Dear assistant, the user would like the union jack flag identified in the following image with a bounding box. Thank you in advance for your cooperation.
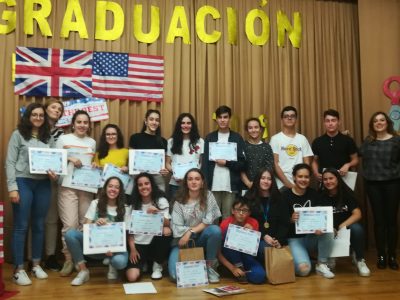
[14,47,93,98]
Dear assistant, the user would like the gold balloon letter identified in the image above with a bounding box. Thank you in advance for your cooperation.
[133,4,160,44]
[245,8,269,46]
[277,10,301,48]
[24,0,52,36]
[166,6,190,44]
[0,0,16,34]
[196,5,221,44]
[226,7,237,45]
[95,1,124,41]
[60,0,88,39]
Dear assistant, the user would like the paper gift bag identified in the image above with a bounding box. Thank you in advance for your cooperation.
[265,246,295,284]
[179,240,205,262]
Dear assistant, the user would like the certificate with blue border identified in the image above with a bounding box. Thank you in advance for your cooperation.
[176,260,209,288]
[129,210,164,236]
[71,166,102,189]
[295,206,334,234]
[83,222,126,255]
[129,149,165,175]
[29,147,68,175]
[209,142,237,161]
[224,224,261,256]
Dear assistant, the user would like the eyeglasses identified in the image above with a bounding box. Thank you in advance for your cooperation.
[31,114,45,119]
[283,114,297,119]
[234,208,250,214]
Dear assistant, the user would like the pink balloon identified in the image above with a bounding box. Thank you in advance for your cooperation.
[383,76,400,105]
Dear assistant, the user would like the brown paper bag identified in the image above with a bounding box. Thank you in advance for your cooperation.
[179,239,205,261]
[265,246,295,284]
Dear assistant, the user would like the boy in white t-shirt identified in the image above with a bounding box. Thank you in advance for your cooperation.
[202,106,246,219]
[270,106,313,190]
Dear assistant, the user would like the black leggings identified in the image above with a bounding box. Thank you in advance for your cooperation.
[366,179,400,256]
[127,235,172,269]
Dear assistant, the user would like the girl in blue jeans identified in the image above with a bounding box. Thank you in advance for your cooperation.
[320,168,371,276]
[283,164,335,279]
[65,177,129,286]
[6,103,56,286]
[168,168,222,283]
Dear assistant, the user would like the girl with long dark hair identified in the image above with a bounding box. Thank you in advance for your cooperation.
[65,177,128,286]
[166,113,204,198]
[126,173,172,282]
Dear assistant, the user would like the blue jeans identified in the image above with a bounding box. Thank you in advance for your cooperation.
[168,225,222,280]
[12,178,51,268]
[348,223,366,260]
[65,229,128,270]
[222,246,266,284]
[288,233,334,276]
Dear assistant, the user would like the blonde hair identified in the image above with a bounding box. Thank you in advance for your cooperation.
[44,98,64,118]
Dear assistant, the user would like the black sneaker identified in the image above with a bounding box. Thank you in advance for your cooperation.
[45,255,62,271]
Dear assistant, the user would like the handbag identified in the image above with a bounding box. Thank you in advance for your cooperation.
[265,246,295,284]
[178,239,205,262]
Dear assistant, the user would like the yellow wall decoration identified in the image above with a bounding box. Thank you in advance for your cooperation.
[196,5,221,44]
[226,7,237,45]
[60,0,88,39]
[166,5,191,44]
[0,0,16,34]
[24,0,53,36]
[245,8,270,46]
[133,5,160,44]
[95,1,125,41]
[277,10,302,48]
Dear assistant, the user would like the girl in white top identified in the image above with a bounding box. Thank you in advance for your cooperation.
[166,113,204,199]
[65,177,129,286]
[55,110,96,276]
[126,173,172,282]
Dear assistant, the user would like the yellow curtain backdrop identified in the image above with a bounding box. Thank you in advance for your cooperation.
[0,0,361,260]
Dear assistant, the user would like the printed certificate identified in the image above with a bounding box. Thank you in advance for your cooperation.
[295,206,334,234]
[330,227,351,258]
[71,166,102,189]
[29,147,68,175]
[209,142,237,161]
[176,260,209,288]
[224,224,261,256]
[83,222,126,255]
[129,149,165,175]
[101,163,133,194]
[342,171,357,191]
[172,161,198,180]
[129,210,164,236]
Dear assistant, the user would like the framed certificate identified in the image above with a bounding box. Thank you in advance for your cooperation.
[65,146,94,166]
[129,149,165,175]
[209,142,237,161]
[172,161,198,180]
[294,206,334,234]
[83,222,126,255]
[129,210,164,235]
[71,166,102,189]
[29,147,68,175]
[224,224,261,256]
[101,164,133,194]
[176,260,209,288]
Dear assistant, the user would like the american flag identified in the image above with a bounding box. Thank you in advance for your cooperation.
[92,52,164,102]
[14,47,93,98]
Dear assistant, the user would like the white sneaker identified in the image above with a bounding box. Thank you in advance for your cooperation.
[356,259,371,277]
[32,265,48,279]
[107,265,118,280]
[316,263,335,279]
[13,270,32,286]
[151,262,163,280]
[71,270,90,286]
[207,266,220,283]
